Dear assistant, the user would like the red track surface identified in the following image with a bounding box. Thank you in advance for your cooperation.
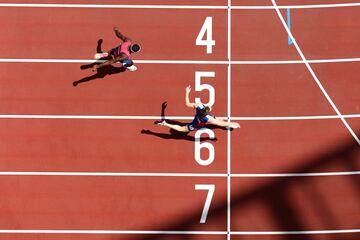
[0,0,359,240]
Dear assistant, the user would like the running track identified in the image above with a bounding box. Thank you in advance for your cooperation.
[0,0,359,240]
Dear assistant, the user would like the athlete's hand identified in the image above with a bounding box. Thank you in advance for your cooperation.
[113,27,119,31]
[185,85,191,94]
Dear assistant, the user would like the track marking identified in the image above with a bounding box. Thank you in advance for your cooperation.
[1,58,360,64]
[0,114,360,120]
[231,171,360,177]
[232,114,360,120]
[0,171,359,177]
[0,4,227,9]
[0,230,226,235]
[271,0,360,145]
[0,3,360,9]
[0,229,359,235]
[232,3,360,9]
[227,1,232,239]
[0,172,226,177]
[287,8,293,45]
[232,229,360,235]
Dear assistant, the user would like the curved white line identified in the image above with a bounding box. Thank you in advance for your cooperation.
[271,0,360,145]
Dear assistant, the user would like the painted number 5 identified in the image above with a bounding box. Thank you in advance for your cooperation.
[195,71,215,107]
[195,184,215,223]
[196,17,215,54]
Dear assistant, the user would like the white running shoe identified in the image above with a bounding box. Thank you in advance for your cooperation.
[94,52,109,59]
[126,65,137,72]
[229,123,240,129]
[156,120,166,126]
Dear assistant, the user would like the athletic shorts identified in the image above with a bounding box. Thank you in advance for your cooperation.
[186,121,207,131]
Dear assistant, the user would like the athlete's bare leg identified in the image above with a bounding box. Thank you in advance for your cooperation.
[157,120,189,132]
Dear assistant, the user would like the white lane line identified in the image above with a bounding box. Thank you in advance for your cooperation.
[0,4,227,9]
[0,114,360,120]
[271,0,360,145]
[227,1,232,239]
[0,229,359,235]
[232,229,360,235]
[0,115,194,120]
[1,58,360,64]
[0,171,359,177]
[232,171,360,177]
[0,3,359,9]
[0,230,226,235]
[232,3,360,9]
[0,172,227,177]
[232,114,360,120]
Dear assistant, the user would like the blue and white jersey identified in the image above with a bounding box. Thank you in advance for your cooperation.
[187,103,214,131]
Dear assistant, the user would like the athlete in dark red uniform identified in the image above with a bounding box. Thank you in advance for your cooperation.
[92,27,141,72]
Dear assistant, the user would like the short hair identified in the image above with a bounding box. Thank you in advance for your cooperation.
[200,106,211,117]
[130,44,141,53]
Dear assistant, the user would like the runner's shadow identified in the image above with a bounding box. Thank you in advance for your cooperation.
[140,101,228,142]
[73,39,126,87]
[141,126,218,142]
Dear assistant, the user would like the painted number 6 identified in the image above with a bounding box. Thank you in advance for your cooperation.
[194,128,215,166]
[195,71,215,107]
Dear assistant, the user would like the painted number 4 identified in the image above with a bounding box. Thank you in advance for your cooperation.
[196,17,215,54]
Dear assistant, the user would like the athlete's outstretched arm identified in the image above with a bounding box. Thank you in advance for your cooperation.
[113,27,131,42]
[207,118,240,129]
[185,85,196,108]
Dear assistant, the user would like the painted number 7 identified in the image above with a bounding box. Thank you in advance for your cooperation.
[196,17,215,54]
[195,184,215,223]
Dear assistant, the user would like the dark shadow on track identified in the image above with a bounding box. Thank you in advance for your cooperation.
[73,39,126,87]
[140,128,218,142]
[141,101,229,142]
[127,136,360,240]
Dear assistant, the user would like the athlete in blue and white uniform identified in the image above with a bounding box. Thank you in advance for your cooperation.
[157,85,240,132]
[187,103,215,131]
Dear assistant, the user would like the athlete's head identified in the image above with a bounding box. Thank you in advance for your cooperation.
[122,59,137,71]
[130,44,141,53]
[122,59,133,67]
[200,106,211,117]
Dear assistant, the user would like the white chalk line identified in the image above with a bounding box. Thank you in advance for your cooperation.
[0,3,360,9]
[271,0,360,145]
[1,58,360,64]
[0,114,360,120]
[0,171,359,177]
[227,1,232,239]
[0,229,359,235]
